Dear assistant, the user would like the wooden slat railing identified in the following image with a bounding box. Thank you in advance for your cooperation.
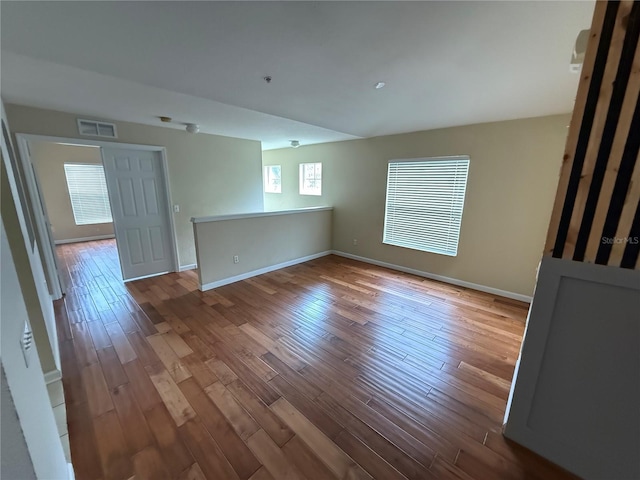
[544,0,640,269]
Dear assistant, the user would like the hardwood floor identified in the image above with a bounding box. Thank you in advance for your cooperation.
[55,239,576,480]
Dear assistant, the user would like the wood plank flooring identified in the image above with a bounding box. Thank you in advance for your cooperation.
[55,239,576,480]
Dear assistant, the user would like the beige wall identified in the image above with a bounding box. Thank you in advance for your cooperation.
[30,142,114,242]
[2,99,67,479]
[1,157,57,374]
[263,114,570,297]
[1,219,68,480]
[194,208,332,288]
[6,104,264,266]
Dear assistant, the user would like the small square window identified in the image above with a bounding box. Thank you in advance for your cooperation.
[299,162,322,196]
[263,165,282,193]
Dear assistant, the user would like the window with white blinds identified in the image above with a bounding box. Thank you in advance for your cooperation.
[383,156,469,256]
[63,163,113,225]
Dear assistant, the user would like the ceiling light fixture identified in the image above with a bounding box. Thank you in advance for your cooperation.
[185,123,200,134]
[290,140,300,148]
[374,81,386,89]
[159,116,200,134]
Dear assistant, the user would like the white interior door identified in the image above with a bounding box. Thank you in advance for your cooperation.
[102,147,175,281]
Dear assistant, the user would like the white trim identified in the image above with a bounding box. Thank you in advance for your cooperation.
[159,147,181,272]
[331,250,533,303]
[191,206,333,224]
[179,263,197,272]
[54,234,115,245]
[123,271,171,283]
[15,134,64,300]
[197,248,532,301]
[15,133,164,151]
[44,369,62,385]
[200,251,332,291]
[4,117,61,371]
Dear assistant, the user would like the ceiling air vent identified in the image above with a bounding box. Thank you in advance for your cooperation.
[77,118,118,138]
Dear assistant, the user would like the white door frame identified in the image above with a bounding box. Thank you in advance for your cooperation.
[3,111,60,374]
[14,135,64,299]
[14,133,180,290]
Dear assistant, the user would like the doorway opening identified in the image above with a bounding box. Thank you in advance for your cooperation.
[29,141,115,294]
[15,134,179,297]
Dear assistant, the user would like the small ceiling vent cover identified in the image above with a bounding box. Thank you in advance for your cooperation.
[77,118,118,138]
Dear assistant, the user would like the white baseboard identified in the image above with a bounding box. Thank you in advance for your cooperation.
[54,234,115,245]
[44,369,62,385]
[179,263,197,272]
[200,251,332,291]
[331,250,533,303]
[123,271,170,283]
[197,248,532,302]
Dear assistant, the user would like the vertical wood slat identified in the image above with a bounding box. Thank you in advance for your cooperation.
[609,151,640,266]
[588,45,640,262]
[570,1,638,261]
[544,0,640,270]
[545,0,615,256]
[562,1,633,260]
[619,194,640,268]
[597,104,640,266]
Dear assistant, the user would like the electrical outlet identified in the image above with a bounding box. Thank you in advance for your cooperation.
[353,239,358,246]
[173,204,180,213]
[233,255,239,264]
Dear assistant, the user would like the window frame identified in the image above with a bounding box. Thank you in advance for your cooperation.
[263,165,282,194]
[383,155,470,257]
[299,162,322,196]
[63,163,113,226]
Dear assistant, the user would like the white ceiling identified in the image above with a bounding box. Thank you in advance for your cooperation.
[1,1,594,150]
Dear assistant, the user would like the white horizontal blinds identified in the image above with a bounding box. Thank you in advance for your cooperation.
[384,156,469,256]
[63,163,113,225]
